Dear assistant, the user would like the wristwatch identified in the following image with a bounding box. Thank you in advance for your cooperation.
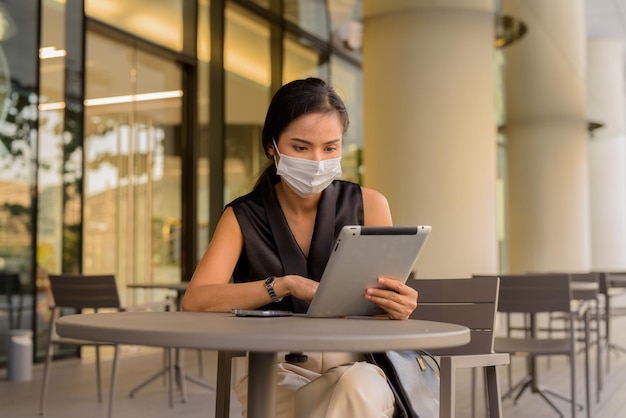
[264,276,282,303]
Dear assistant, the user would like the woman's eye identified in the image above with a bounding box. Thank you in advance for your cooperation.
[294,146,307,152]
[325,146,338,152]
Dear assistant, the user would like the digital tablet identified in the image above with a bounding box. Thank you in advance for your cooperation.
[306,225,431,318]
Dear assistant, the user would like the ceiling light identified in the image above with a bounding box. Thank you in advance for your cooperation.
[39,46,67,59]
[84,90,183,107]
[38,90,184,111]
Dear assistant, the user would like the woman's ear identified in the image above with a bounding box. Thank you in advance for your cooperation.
[268,139,279,157]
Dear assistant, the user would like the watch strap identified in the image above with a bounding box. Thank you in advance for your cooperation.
[264,276,282,303]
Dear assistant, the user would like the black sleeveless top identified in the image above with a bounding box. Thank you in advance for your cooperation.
[227,172,364,313]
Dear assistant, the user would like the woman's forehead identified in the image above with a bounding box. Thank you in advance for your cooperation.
[280,112,343,139]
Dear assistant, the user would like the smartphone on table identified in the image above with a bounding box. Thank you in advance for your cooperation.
[231,309,293,317]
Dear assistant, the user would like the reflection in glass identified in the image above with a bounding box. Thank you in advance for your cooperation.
[330,56,362,184]
[283,0,329,42]
[224,4,270,204]
[0,1,38,365]
[197,0,210,259]
[85,0,184,52]
[83,32,182,306]
[283,31,323,82]
[225,5,271,87]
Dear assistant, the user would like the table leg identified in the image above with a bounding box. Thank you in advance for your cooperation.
[247,352,277,418]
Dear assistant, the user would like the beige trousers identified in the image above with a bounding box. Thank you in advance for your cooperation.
[235,352,395,418]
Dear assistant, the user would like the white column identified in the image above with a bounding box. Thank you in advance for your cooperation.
[362,0,498,278]
[503,0,590,273]
[587,39,626,270]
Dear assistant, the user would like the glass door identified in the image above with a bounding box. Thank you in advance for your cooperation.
[83,31,182,304]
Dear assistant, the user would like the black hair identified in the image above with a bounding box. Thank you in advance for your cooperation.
[254,77,349,189]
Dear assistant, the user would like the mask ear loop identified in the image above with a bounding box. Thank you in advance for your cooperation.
[272,138,281,156]
[272,138,281,167]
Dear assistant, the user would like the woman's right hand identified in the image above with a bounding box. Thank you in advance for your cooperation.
[279,275,319,304]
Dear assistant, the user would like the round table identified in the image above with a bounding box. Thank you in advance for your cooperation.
[56,311,470,418]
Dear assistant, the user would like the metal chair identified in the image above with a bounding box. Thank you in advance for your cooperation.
[494,273,590,418]
[551,272,603,403]
[39,274,122,418]
[39,274,175,418]
[598,272,626,373]
[407,276,510,418]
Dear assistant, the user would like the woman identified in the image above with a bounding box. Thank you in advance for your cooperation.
[182,77,418,418]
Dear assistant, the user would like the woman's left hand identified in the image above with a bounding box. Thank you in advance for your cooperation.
[364,277,418,320]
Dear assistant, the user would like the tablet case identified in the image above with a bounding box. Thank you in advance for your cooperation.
[306,225,431,318]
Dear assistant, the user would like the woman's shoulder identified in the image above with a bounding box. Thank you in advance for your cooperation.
[226,187,263,210]
[360,186,392,226]
[331,180,389,207]
[360,186,389,208]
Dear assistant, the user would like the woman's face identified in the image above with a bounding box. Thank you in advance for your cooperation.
[271,112,343,161]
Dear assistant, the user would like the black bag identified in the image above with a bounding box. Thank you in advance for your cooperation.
[366,350,440,418]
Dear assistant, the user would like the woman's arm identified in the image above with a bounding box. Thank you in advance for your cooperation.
[361,186,418,320]
[182,207,317,312]
[182,207,264,312]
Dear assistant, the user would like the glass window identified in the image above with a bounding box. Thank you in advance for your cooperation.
[38,0,66,283]
[283,31,325,82]
[327,0,362,62]
[283,0,329,42]
[83,32,183,305]
[0,1,39,365]
[248,0,270,10]
[224,4,271,204]
[197,0,210,258]
[330,56,362,184]
[85,0,184,52]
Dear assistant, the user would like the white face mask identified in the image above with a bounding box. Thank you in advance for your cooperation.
[273,140,342,198]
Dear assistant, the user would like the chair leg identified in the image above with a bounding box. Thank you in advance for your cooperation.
[605,295,611,373]
[484,365,503,418]
[471,368,476,418]
[216,351,238,418]
[595,298,603,402]
[38,341,54,416]
[168,348,175,408]
[175,348,188,403]
[108,345,120,418]
[584,310,591,418]
[439,357,455,418]
[95,346,102,403]
[570,329,577,418]
[39,308,62,417]
[197,349,204,377]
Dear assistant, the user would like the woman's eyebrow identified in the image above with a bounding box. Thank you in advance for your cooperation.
[288,138,342,145]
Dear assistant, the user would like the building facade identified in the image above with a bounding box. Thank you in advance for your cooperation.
[0,0,366,364]
[0,0,621,367]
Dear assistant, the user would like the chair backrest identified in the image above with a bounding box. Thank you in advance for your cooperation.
[48,274,121,310]
[603,271,626,293]
[0,272,21,297]
[568,272,600,300]
[568,272,599,283]
[407,276,500,355]
[495,273,571,314]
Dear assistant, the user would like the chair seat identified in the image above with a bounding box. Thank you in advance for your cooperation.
[437,352,510,369]
[495,337,571,356]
